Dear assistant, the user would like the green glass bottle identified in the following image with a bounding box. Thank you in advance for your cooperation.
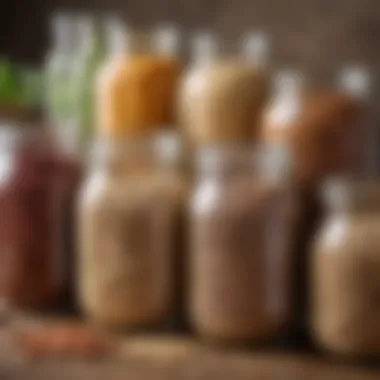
[44,12,77,129]
[71,14,107,151]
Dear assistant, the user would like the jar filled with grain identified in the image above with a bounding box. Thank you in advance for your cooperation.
[311,179,380,358]
[178,31,270,147]
[77,133,186,329]
[188,145,297,344]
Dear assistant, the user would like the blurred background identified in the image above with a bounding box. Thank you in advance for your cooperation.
[2,0,380,72]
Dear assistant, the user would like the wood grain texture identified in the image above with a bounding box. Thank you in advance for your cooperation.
[0,314,379,380]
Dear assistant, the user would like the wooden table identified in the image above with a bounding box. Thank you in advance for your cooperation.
[0,314,379,380]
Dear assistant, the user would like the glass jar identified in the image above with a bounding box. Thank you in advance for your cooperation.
[77,134,186,328]
[311,179,380,357]
[70,14,106,152]
[0,125,68,308]
[44,12,77,130]
[178,31,270,147]
[96,20,182,140]
[189,145,297,344]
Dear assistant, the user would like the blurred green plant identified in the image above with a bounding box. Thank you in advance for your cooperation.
[0,57,23,107]
[0,57,43,110]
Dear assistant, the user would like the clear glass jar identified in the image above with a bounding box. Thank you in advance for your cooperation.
[78,134,186,328]
[0,125,68,308]
[44,12,77,130]
[311,179,380,357]
[189,145,297,344]
[96,20,181,140]
[178,31,270,147]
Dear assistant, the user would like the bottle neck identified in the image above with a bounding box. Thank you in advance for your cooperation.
[51,14,75,55]
[191,32,219,65]
[76,16,101,57]
[153,25,180,58]
[105,17,127,56]
[242,31,269,68]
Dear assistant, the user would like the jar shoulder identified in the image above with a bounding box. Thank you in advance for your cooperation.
[314,214,380,257]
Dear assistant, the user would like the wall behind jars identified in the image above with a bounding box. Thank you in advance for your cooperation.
[57,0,380,72]
[1,0,379,93]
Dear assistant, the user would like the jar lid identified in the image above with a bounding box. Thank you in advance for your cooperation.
[191,31,218,64]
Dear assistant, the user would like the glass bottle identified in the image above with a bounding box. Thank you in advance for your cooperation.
[44,12,77,132]
[71,14,106,153]
[189,145,297,344]
[178,31,270,147]
[96,20,181,140]
[77,134,185,328]
[0,125,67,309]
[311,179,380,357]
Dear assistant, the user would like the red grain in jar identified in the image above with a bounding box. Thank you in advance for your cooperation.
[0,125,68,308]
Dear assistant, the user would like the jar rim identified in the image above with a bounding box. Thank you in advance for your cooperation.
[195,143,293,180]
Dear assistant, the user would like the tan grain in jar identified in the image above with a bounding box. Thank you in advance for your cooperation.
[311,180,380,358]
[260,70,369,191]
[77,136,186,329]
[178,33,270,147]
[189,146,297,344]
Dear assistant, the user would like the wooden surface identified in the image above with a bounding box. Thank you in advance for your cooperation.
[0,314,379,380]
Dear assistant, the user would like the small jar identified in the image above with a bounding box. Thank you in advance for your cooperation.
[178,32,270,147]
[78,134,185,328]
[189,145,297,344]
[0,125,67,308]
[311,179,380,358]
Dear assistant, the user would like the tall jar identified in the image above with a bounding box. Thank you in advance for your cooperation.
[311,179,380,358]
[96,20,181,140]
[189,145,297,344]
[78,134,185,328]
[0,125,67,308]
[70,14,106,152]
[44,12,77,131]
[178,32,270,147]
